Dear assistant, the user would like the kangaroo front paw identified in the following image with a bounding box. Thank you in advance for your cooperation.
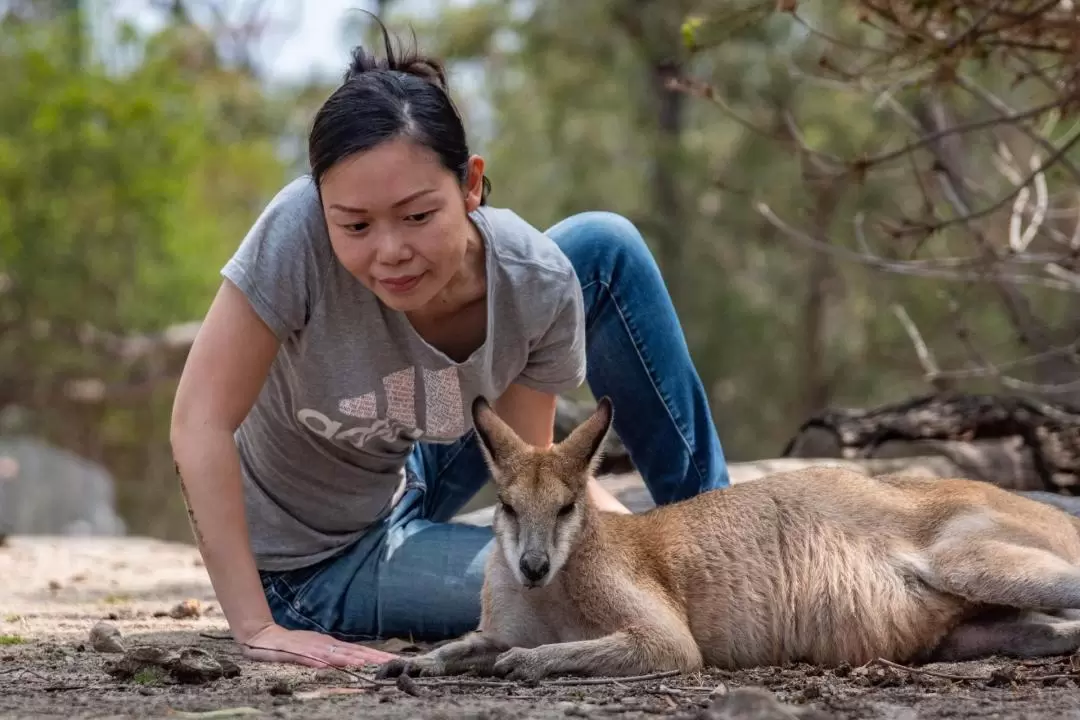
[493,647,556,682]
[374,654,447,679]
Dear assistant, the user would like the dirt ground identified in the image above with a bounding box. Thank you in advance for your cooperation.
[3,535,1080,720]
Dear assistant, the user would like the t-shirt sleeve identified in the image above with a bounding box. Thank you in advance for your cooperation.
[220,178,327,341]
[515,272,587,394]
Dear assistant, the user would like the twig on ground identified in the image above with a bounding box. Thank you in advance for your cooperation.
[874,657,1079,684]
[545,670,682,686]
[874,658,987,681]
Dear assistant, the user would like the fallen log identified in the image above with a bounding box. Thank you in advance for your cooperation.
[782,392,1080,494]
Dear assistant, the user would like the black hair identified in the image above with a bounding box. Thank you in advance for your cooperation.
[308,14,491,204]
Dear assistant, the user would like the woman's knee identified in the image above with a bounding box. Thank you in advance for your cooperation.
[545,211,658,280]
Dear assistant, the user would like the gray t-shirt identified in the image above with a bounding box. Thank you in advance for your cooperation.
[221,176,587,571]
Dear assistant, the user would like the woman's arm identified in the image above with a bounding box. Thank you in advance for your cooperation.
[171,279,395,667]
[493,383,631,514]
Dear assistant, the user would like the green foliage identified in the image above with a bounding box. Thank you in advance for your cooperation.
[0,13,308,539]
[4,1,1070,540]
[395,0,1053,458]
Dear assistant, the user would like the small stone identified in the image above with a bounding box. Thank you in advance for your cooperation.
[130,646,180,665]
[47,580,61,592]
[89,621,125,654]
[219,657,242,678]
[168,599,202,619]
[170,647,223,684]
[103,646,179,680]
[988,667,1017,687]
[268,680,294,696]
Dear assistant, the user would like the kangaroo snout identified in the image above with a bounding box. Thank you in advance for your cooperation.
[519,551,550,585]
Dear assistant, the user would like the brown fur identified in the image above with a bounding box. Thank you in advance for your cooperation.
[378,398,1080,682]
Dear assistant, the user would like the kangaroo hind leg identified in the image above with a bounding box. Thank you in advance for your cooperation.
[927,536,1080,611]
[930,610,1080,662]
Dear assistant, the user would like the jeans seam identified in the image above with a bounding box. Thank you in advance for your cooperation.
[597,279,709,488]
[265,582,333,634]
[268,576,381,642]
[434,432,474,479]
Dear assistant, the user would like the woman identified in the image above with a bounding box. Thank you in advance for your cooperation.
[170,22,729,670]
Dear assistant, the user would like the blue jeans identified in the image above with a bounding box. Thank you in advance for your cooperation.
[259,211,730,642]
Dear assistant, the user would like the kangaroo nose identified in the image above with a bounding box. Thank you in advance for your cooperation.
[519,552,550,583]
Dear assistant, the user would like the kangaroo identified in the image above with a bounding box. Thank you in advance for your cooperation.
[377,397,1080,682]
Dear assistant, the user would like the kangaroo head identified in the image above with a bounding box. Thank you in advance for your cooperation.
[471,396,614,588]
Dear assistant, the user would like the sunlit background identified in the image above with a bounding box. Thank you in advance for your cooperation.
[3,0,1078,542]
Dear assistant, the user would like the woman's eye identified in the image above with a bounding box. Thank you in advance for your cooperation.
[344,222,369,233]
[557,503,574,518]
[405,210,434,224]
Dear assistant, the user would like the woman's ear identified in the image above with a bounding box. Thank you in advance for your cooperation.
[464,154,486,212]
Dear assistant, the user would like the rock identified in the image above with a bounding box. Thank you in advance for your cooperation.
[88,621,124,654]
[171,647,224,684]
[218,657,242,678]
[102,645,234,685]
[0,437,125,538]
[268,679,294,696]
[167,599,202,619]
[103,646,180,680]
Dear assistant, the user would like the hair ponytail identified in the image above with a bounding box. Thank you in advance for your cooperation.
[309,13,489,203]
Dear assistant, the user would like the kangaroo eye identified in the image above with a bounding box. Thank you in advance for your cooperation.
[557,503,575,518]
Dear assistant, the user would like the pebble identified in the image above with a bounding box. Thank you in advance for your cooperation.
[88,621,124,654]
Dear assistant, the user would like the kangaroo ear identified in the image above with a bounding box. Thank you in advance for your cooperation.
[557,396,613,483]
[471,397,528,482]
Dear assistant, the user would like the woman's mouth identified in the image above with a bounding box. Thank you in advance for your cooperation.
[379,274,424,294]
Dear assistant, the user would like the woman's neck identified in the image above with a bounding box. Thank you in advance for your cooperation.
[407,219,486,328]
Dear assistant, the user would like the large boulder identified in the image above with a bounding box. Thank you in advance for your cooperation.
[0,436,126,539]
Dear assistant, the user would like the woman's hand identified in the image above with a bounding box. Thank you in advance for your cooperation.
[240,623,399,669]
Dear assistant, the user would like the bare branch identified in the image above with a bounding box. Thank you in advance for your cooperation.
[753,201,1080,292]
[891,304,942,381]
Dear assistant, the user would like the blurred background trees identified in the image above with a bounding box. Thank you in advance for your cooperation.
[2,0,1077,540]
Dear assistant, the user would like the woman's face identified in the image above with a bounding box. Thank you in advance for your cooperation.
[319,136,486,313]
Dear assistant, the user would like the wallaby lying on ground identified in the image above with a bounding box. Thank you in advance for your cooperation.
[377,397,1080,682]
